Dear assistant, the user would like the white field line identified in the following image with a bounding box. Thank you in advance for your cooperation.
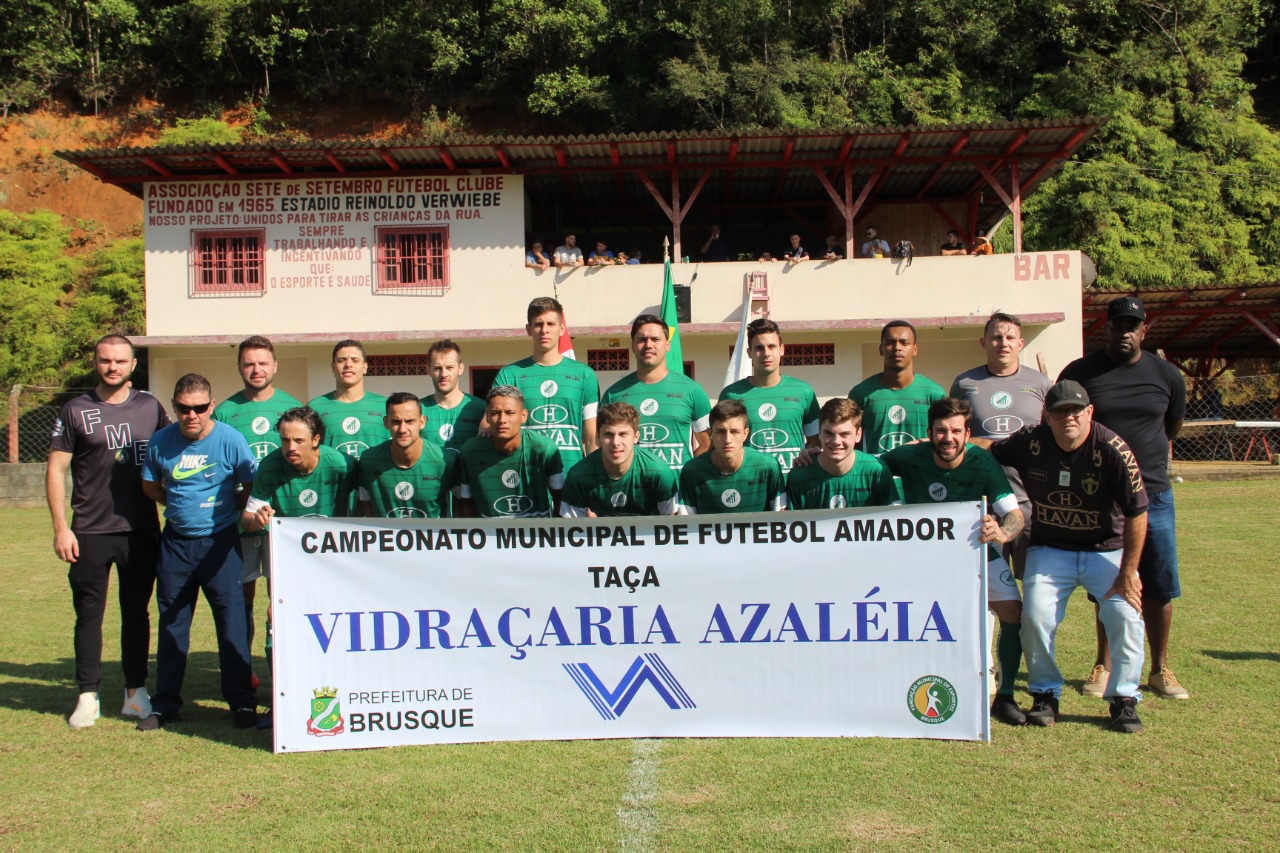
[617,738,662,851]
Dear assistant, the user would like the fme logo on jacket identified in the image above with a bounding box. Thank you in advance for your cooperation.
[563,654,696,720]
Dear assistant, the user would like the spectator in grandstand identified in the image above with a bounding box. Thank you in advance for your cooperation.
[700,224,729,262]
[940,230,968,256]
[554,234,584,269]
[1059,295,1189,701]
[588,240,615,266]
[757,251,776,263]
[783,233,809,263]
[971,229,994,255]
[626,248,643,265]
[861,225,891,258]
[525,241,550,271]
[821,235,843,260]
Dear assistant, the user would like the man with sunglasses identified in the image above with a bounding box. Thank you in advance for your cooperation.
[139,374,259,731]
[1059,296,1189,701]
[990,381,1149,733]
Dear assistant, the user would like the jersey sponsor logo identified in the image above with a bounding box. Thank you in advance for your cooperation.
[750,428,789,448]
[114,448,129,463]
[1035,504,1101,531]
[171,454,214,480]
[529,425,582,451]
[640,398,660,416]
[928,482,948,501]
[252,416,271,435]
[394,481,415,500]
[539,380,559,398]
[337,441,369,458]
[198,492,221,509]
[388,507,428,518]
[610,492,628,509]
[829,495,847,509]
[721,488,742,508]
[438,423,454,441]
[299,489,319,507]
[908,675,958,724]
[639,423,671,443]
[878,432,912,452]
[991,391,1014,410]
[530,404,569,425]
[564,654,695,720]
[501,469,521,488]
[650,446,685,470]
[342,417,361,435]
[887,405,907,425]
[250,441,278,460]
[981,415,1022,436]
[104,422,133,450]
[493,494,535,516]
[1047,490,1082,508]
[758,403,777,422]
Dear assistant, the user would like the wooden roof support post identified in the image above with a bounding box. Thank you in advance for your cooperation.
[1010,159,1023,256]
[1242,312,1280,348]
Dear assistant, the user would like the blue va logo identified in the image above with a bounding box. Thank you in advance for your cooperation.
[563,654,696,721]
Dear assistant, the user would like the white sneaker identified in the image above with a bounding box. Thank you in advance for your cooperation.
[68,692,100,729]
[122,686,153,719]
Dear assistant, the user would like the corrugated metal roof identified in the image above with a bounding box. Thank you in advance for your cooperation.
[1083,285,1280,361]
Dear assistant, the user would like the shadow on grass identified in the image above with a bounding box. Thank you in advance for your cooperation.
[1203,650,1280,662]
[0,653,273,752]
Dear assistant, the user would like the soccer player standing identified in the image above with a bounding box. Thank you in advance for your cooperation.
[787,399,898,510]
[307,339,388,460]
[453,386,565,518]
[48,334,169,728]
[849,320,947,454]
[560,402,679,518]
[358,393,449,518]
[678,400,786,514]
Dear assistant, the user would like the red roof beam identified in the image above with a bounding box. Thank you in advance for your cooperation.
[269,153,294,175]
[213,155,238,175]
[495,146,511,170]
[379,149,402,171]
[771,137,796,201]
[141,157,171,177]
[914,132,970,200]
[323,151,347,173]
[437,147,456,171]
[1019,126,1093,193]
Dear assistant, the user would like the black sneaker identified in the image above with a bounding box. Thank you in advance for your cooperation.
[234,707,259,729]
[1108,697,1144,733]
[136,712,163,732]
[255,711,273,731]
[991,694,1028,726]
[1025,692,1059,727]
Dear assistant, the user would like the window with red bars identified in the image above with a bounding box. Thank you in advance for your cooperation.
[366,354,430,377]
[190,230,265,297]
[375,226,450,295]
[726,343,835,366]
[587,349,630,372]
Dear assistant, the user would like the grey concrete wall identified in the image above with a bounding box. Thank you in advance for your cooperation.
[0,463,61,508]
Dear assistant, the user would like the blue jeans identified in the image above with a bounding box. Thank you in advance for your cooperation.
[1022,546,1145,700]
[153,525,255,717]
[1139,489,1180,600]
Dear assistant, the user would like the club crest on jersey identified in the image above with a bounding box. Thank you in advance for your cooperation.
[299,489,318,507]
[758,403,777,422]
[438,423,454,441]
[394,481,415,500]
[721,488,742,508]
[888,405,907,425]
[991,391,1014,410]
[928,482,948,501]
[342,417,360,435]
[540,380,558,398]
[1082,475,1100,496]
[252,416,271,435]
[610,492,628,508]
[829,495,847,508]
[640,398,660,416]
[501,469,520,488]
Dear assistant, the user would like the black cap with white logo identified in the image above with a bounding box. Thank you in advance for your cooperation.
[1045,380,1091,410]
[1107,296,1146,322]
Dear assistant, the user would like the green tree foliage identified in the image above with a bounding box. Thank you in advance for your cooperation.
[157,117,243,145]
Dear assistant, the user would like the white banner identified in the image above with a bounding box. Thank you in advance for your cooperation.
[269,503,990,753]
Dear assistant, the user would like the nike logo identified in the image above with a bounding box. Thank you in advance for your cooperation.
[172,463,215,480]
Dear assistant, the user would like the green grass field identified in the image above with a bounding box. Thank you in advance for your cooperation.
[2,481,1277,850]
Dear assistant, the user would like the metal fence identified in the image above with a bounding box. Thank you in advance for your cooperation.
[1174,374,1279,463]
[3,387,93,463]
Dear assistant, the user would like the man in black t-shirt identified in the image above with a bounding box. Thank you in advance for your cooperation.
[992,381,1149,733]
[47,334,170,729]
[1059,295,1189,701]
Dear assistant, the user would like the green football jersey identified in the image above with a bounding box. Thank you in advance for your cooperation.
[677,448,786,514]
[357,440,449,518]
[601,373,711,472]
[560,447,679,517]
[307,391,389,460]
[454,432,566,518]
[492,357,599,470]
[847,374,947,454]
[247,445,356,518]
[422,393,487,456]
[786,453,899,509]
[212,388,303,462]
[717,375,820,473]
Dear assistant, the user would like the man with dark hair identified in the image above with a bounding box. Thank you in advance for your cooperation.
[861,225,890,258]
[452,386,565,518]
[358,393,449,518]
[783,233,809,263]
[940,230,968,256]
[1059,296,1189,700]
[700,224,729,262]
[849,320,947,454]
[48,334,170,728]
[139,373,259,730]
[678,400,786,514]
[213,335,301,680]
[241,407,356,528]
[307,339,388,460]
[884,397,1029,725]
[560,402,679,518]
[553,234,583,269]
[493,297,599,471]
[991,381,1149,733]
[719,318,819,474]
[821,235,843,260]
[787,399,897,510]
[600,314,710,473]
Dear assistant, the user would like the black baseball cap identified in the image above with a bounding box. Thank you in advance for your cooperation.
[1107,296,1146,322]
[1045,380,1090,410]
